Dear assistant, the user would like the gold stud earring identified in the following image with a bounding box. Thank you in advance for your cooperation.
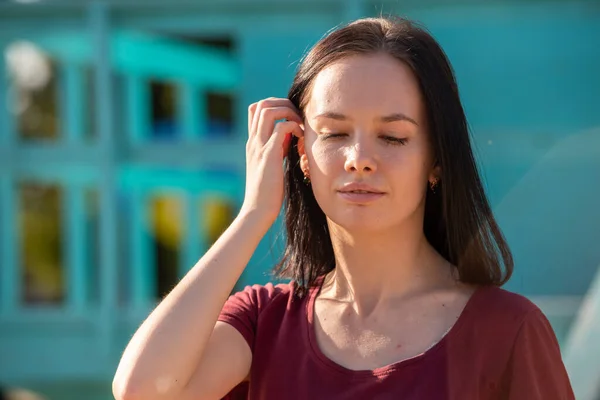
[429,178,439,193]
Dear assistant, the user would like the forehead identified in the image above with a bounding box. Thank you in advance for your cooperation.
[305,53,424,120]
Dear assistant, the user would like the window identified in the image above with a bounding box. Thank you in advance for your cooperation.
[19,182,64,305]
[206,91,234,138]
[150,81,179,141]
[5,41,61,142]
[149,195,182,299]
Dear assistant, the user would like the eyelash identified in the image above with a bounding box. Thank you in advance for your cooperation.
[322,133,408,146]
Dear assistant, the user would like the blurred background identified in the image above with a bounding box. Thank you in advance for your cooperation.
[0,0,598,399]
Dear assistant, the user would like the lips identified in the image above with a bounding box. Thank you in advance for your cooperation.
[338,183,385,194]
[337,183,385,204]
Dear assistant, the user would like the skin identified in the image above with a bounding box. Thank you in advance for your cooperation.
[298,53,476,370]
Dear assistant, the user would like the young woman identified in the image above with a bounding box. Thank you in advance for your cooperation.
[113,17,575,400]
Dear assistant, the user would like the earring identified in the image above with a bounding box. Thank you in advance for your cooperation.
[303,175,311,185]
[429,178,439,193]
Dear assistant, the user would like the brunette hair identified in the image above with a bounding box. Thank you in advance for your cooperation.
[275,16,513,295]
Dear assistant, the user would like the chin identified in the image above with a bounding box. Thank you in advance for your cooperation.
[327,208,396,234]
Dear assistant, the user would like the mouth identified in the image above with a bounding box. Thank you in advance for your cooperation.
[340,189,382,194]
[337,188,386,204]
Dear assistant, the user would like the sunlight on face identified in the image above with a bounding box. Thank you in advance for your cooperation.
[301,53,436,233]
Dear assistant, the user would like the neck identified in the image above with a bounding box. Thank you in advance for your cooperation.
[323,218,454,316]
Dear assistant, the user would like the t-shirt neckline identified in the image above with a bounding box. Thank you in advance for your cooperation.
[304,274,485,379]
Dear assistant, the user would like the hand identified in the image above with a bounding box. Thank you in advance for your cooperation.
[240,98,304,224]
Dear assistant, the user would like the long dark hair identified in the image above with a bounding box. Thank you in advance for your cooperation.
[274,16,513,296]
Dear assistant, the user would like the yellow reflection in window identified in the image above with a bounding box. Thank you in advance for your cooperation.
[203,197,235,246]
[19,183,64,305]
[150,196,182,299]
[149,195,236,299]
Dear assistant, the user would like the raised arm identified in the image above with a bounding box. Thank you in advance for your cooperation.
[112,98,304,400]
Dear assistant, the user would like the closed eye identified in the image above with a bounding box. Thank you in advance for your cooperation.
[382,136,408,145]
[321,133,407,145]
[321,133,348,140]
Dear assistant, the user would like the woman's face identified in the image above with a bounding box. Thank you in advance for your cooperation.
[300,53,438,232]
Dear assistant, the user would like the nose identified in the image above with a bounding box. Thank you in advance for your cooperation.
[344,142,377,174]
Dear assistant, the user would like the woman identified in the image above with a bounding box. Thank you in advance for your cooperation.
[113,17,575,400]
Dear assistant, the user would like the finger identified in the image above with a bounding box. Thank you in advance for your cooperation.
[248,103,257,136]
[266,120,304,157]
[257,107,303,145]
[251,98,293,138]
[250,98,301,139]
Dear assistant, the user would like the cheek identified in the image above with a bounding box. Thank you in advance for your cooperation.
[387,141,430,171]
[391,155,432,200]
[307,140,343,174]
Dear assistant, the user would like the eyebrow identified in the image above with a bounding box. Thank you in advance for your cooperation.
[314,111,418,126]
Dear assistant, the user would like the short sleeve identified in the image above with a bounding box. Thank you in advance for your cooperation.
[217,283,282,351]
[503,309,575,399]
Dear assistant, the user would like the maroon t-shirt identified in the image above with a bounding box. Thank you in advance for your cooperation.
[218,278,574,399]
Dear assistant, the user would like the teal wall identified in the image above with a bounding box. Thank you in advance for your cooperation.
[405,3,600,296]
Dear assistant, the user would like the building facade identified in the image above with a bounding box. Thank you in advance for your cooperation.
[0,0,598,398]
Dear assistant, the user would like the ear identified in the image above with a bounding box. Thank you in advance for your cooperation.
[298,136,310,176]
[429,164,441,183]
